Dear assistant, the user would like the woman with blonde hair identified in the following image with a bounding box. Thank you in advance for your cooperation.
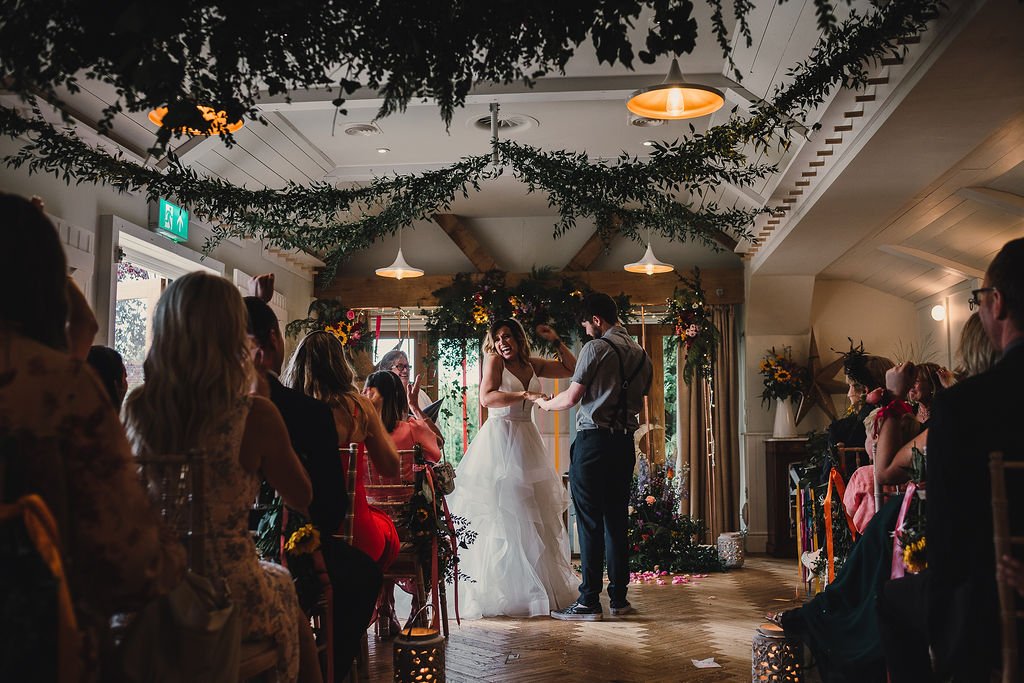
[123,271,320,683]
[446,318,579,618]
[284,331,401,568]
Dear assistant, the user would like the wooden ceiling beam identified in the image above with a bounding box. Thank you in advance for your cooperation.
[956,186,1024,217]
[431,213,499,272]
[317,268,744,307]
[563,229,618,271]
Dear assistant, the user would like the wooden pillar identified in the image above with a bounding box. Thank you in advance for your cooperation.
[413,332,437,401]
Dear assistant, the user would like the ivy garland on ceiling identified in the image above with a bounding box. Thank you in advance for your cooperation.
[0,0,942,284]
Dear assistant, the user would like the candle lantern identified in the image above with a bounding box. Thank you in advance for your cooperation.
[751,623,802,682]
[717,531,745,569]
[393,625,445,683]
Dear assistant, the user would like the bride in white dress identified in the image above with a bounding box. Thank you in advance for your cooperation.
[448,318,579,618]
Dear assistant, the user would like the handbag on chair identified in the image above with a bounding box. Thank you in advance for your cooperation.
[120,571,241,683]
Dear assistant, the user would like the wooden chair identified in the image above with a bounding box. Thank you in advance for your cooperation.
[363,445,433,636]
[278,507,334,683]
[989,451,1024,682]
[136,451,279,682]
[834,443,869,479]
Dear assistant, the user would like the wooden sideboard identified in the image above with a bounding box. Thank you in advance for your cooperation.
[765,438,808,559]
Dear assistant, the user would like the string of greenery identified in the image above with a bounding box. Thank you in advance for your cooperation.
[0,0,941,285]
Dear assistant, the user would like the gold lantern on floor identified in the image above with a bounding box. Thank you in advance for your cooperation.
[393,625,445,683]
[752,623,802,682]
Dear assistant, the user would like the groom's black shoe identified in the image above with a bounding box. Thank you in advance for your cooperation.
[550,601,603,621]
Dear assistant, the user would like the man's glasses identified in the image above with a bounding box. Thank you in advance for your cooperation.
[391,363,411,371]
[968,287,995,311]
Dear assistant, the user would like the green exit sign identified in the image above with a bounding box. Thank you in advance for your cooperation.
[156,198,189,242]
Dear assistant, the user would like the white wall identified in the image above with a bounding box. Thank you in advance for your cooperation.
[0,135,317,340]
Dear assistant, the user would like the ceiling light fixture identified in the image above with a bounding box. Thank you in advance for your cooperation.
[624,231,674,276]
[626,58,725,121]
[376,147,390,154]
[147,105,244,136]
[642,140,656,147]
[375,226,424,280]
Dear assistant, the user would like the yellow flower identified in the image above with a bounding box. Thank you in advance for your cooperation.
[775,369,792,383]
[285,524,321,556]
[759,360,771,372]
[472,305,489,325]
[902,537,927,573]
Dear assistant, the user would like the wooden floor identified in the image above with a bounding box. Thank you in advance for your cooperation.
[364,555,807,682]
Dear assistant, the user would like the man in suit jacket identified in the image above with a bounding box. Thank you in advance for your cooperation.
[879,237,1024,680]
[245,293,382,679]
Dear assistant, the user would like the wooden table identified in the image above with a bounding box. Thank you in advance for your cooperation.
[765,438,808,559]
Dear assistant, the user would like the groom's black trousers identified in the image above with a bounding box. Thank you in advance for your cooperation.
[569,429,636,607]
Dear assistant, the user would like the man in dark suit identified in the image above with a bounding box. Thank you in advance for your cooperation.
[878,237,1024,680]
[245,292,382,679]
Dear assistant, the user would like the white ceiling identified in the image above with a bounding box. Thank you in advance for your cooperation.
[25,0,1024,296]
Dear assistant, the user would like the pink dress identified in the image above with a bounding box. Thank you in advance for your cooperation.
[843,402,921,532]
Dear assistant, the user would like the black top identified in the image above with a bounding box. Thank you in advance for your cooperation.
[268,374,347,533]
[926,342,1024,676]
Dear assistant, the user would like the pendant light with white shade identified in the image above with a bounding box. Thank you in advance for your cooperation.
[375,226,424,279]
[624,229,674,275]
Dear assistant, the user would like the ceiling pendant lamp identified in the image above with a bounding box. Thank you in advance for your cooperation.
[148,104,244,136]
[626,58,725,121]
[375,227,424,280]
[624,240,674,276]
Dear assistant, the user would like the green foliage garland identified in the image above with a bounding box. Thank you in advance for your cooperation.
[423,268,632,369]
[663,268,720,385]
[0,0,943,282]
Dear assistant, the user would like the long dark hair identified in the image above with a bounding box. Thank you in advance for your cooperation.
[0,194,68,349]
[365,370,407,433]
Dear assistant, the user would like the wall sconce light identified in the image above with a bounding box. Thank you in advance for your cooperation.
[930,304,946,322]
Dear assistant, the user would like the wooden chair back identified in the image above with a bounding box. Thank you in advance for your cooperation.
[834,443,868,479]
[135,451,205,572]
[365,445,423,537]
[990,451,1024,683]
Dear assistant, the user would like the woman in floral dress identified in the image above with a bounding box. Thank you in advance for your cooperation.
[123,271,320,683]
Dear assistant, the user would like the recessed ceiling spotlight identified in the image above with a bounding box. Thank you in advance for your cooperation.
[642,140,656,147]
[376,147,390,154]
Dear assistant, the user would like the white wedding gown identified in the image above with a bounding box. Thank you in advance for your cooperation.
[446,366,579,618]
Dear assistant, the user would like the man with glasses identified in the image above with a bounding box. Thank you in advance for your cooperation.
[879,238,1024,680]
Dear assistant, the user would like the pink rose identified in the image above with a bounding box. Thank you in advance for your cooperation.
[645,495,656,505]
[346,309,356,320]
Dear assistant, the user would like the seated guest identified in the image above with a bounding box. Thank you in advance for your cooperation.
[245,294,382,679]
[123,272,320,683]
[879,238,1024,681]
[844,362,929,532]
[86,345,128,408]
[362,370,443,636]
[0,193,184,679]
[828,346,895,451]
[284,332,401,569]
[781,316,995,681]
